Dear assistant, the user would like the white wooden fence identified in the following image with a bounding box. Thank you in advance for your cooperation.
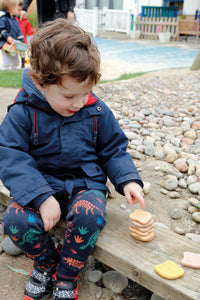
[74,7,98,37]
[103,9,131,35]
[74,7,131,37]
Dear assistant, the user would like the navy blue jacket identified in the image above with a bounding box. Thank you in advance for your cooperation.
[0,70,143,209]
[0,11,24,48]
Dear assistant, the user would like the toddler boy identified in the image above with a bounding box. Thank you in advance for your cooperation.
[0,19,144,300]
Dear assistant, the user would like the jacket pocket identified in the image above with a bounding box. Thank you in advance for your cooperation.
[80,162,105,178]
[80,163,108,192]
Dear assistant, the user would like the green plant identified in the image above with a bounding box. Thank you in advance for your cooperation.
[27,12,38,29]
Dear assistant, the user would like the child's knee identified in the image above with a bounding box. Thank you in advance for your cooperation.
[2,203,43,235]
[67,190,107,231]
[68,205,106,232]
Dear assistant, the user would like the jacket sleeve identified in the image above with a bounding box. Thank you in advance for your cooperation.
[22,0,33,11]
[0,104,54,208]
[59,0,76,13]
[97,104,143,194]
[0,17,10,42]
[68,0,76,11]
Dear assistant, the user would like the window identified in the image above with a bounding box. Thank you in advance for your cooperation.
[85,0,123,10]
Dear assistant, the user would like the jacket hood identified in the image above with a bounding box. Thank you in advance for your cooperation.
[22,69,46,101]
[20,68,53,110]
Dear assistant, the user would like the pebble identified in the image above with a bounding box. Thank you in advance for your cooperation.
[188,164,196,175]
[169,208,183,220]
[185,233,200,243]
[0,223,4,235]
[188,206,198,214]
[1,236,23,256]
[143,181,151,194]
[163,177,178,191]
[174,158,188,173]
[151,293,165,300]
[129,149,143,160]
[87,270,103,283]
[120,203,127,210]
[178,178,187,188]
[189,182,200,194]
[188,197,200,207]
[102,270,129,293]
[0,203,6,213]
[187,175,198,185]
[166,151,178,163]
[192,212,200,223]
[169,191,181,198]
[174,226,186,235]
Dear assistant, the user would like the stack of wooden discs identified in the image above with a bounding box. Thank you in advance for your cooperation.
[129,209,155,242]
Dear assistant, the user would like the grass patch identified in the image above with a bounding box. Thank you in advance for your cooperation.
[99,72,144,84]
[0,70,23,88]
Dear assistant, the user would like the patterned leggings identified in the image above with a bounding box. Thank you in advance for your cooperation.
[2,189,107,279]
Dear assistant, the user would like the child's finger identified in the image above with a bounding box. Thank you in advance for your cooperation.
[136,190,145,209]
[138,196,145,209]
[126,192,145,209]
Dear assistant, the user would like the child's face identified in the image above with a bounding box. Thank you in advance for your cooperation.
[9,5,18,16]
[42,76,94,117]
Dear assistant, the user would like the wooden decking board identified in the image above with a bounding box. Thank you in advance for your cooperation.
[93,199,200,300]
[1,189,200,299]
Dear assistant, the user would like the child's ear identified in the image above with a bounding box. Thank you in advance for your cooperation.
[38,84,45,91]
[31,76,44,91]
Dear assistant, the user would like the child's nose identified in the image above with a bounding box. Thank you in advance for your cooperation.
[73,96,87,108]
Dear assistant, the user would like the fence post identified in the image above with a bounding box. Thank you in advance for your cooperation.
[127,9,131,35]
[93,7,98,37]
[131,13,134,31]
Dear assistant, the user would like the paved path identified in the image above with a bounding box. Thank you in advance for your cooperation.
[94,37,199,78]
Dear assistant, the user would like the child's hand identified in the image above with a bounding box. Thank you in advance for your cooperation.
[67,11,75,23]
[7,36,14,44]
[20,10,27,20]
[123,182,145,209]
[39,195,61,231]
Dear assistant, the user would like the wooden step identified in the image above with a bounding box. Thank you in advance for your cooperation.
[1,186,200,300]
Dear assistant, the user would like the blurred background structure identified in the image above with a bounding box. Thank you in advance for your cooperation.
[25,0,200,42]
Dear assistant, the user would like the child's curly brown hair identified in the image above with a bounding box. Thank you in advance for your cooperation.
[29,18,101,87]
[1,0,19,12]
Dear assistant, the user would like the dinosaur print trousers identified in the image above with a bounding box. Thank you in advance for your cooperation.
[2,189,107,279]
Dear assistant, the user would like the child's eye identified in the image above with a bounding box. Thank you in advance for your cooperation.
[65,96,73,99]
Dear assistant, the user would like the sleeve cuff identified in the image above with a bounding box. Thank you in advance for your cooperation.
[31,192,53,210]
